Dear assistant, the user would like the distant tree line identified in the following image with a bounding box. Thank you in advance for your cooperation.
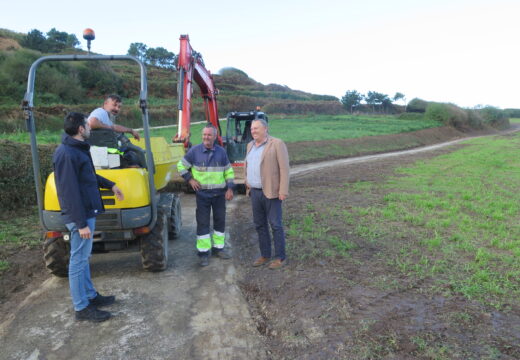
[341,90,405,113]
[127,43,176,70]
[21,28,80,53]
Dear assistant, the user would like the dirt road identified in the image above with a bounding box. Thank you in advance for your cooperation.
[0,195,266,360]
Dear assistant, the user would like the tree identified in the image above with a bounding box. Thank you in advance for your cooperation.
[153,47,175,69]
[21,29,47,52]
[393,92,405,104]
[145,47,175,69]
[128,42,148,61]
[341,90,363,113]
[46,28,79,52]
[366,91,391,113]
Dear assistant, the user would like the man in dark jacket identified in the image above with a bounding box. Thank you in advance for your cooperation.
[53,112,124,322]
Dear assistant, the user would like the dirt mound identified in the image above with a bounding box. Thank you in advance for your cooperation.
[0,37,20,51]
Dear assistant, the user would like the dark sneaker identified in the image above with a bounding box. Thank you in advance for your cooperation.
[89,292,115,307]
[199,255,209,267]
[212,248,232,259]
[75,304,111,322]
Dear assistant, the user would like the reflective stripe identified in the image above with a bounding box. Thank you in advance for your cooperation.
[197,234,211,252]
[212,231,225,248]
[177,158,192,176]
[107,147,124,155]
[224,167,234,181]
[191,168,227,187]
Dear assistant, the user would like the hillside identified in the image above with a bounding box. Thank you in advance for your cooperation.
[0,28,342,132]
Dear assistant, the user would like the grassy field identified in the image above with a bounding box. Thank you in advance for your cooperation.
[0,114,441,145]
[287,133,520,308]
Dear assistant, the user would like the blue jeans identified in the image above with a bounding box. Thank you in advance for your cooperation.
[250,188,286,260]
[66,218,97,311]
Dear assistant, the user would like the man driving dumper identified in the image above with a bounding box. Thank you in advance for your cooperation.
[87,94,144,167]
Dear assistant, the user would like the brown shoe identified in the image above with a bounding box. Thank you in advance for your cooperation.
[268,258,285,270]
[252,257,269,267]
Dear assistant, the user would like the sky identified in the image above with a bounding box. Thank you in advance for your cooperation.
[2,0,519,109]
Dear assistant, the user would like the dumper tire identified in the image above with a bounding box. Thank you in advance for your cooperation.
[236,184,246,195]
[169,195,182,239]
[140,207,169,272]
[43,236,69,277]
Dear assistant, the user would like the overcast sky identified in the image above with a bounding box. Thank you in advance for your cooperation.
[2,0,518,108]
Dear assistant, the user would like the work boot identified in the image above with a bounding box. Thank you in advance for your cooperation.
[75,304,111,322]
[199,254,209,267]
[89,292,115,307]
[212,248,232,259]
[252,256,269,267]
[268,258,285,270]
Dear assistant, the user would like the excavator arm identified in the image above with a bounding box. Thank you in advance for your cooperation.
[174,34,222,148]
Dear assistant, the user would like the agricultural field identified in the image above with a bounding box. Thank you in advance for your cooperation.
[0,114,440,145]
[233,131,520,359]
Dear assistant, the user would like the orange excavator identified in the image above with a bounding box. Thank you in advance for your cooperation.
[173,34,222,148]
[172,35,267,191]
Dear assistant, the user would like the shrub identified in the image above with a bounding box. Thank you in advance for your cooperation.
[477,106,510,129]
[407,98,429,113]
[425,103,468,128]
[0,140,56,210]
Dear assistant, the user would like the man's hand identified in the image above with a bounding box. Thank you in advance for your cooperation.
[79,226,91,239]
[225,188,234,201]
[189,178,201,191]
[112,185,124,201]
[130,129,141,141]
[279,194,287,201]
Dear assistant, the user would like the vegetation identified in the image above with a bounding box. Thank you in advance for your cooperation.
[287,133,520,308]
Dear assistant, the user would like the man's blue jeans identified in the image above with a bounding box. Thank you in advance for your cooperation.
[66,218,97,311]
[250,188,286,260]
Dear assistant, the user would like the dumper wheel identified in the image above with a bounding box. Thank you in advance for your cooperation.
[236,184,246,195]
[140,207,169,271]
[43,236,69,277]
[169,195,182,239]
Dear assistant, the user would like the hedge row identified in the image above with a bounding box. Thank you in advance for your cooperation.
[0,140,56,210]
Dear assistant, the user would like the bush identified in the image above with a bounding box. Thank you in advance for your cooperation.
[477,106,509,129]
[0,140,56,210]
[425,103,468,128]
[407,98,429,113]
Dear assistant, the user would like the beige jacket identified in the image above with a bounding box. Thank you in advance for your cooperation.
[245,136,290,199]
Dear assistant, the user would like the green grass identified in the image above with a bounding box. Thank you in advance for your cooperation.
[509,118,520,123]
[267,114,440,143]
[285,132,520,308]
[0,209,42,248]
[355,134,520,307]
[0,114,441,146]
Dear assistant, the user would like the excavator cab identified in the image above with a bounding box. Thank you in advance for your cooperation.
[224,110,268,192]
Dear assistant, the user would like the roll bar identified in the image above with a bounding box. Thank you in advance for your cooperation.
[22,54,157,231]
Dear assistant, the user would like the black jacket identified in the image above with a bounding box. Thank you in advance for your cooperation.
[53,134,115,228]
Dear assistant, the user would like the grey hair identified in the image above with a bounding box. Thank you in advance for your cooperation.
[252,118,268,129]
[203,123,218,135]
